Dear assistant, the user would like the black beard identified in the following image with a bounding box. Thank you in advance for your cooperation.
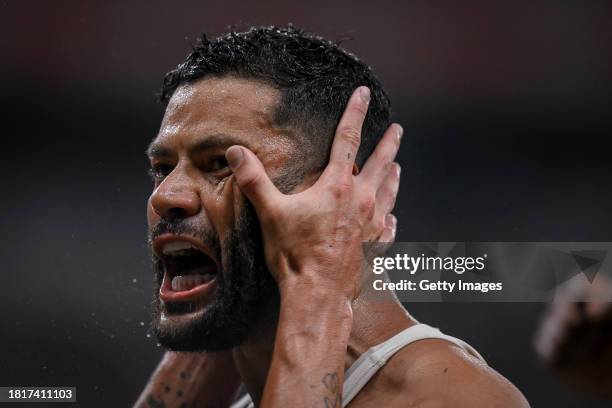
[149,202,279,351]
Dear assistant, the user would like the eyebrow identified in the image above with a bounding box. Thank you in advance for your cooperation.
[145,143,172,158]
[146,134,248,158]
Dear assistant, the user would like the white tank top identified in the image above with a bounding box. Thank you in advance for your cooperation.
[230,323,485,408]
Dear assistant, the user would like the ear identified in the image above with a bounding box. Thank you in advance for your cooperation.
[352,163,360,176]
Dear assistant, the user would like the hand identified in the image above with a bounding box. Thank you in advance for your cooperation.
[534,277,612,398]
[225,86,402,301]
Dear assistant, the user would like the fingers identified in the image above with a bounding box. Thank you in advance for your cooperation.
[360,161,400,245]
[359,123,403,186]
[375,162,401,217]
[363,214,396,266]
[226,145,282,212]
[378,214,397,243]
[322,86,371,179]
[363,162,400,242]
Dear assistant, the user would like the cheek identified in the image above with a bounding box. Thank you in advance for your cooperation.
[205,176,245,243]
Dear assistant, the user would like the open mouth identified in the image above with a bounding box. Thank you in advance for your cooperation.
[154,236,219,304]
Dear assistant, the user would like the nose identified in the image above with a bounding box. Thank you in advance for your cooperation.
[150,173,201,219]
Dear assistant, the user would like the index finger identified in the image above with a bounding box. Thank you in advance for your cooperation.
[322,86,370,178]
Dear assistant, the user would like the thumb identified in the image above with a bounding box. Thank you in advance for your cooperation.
[226,145,282,211]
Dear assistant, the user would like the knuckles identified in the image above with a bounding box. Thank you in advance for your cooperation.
[337,125,362,148]
[357,193,376,219]
[350,104,369,117]
[329,179,354,200]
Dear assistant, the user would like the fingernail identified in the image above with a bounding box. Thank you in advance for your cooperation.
[397,125,404,141]
[226,146,244,168]
[394,163,401,177]
[360,87,371,104]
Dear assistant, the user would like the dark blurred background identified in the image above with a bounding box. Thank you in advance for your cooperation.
[1,1,611,407]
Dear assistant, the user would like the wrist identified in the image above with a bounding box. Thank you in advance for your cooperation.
[278,276,354,329]
[276,263,356,303]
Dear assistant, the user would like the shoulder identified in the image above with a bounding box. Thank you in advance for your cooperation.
[395,339,529,407]
[354,338,530,408]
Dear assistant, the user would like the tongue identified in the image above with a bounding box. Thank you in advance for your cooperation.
[171,274,214,291]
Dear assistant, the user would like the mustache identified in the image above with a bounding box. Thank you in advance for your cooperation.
[148,218,221,261]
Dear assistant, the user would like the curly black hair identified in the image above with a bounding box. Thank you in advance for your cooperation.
[161,25,391,172]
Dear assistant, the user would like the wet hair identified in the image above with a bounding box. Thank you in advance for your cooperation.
[160,25,391,172]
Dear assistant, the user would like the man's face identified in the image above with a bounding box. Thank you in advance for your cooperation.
[146,77,298,351]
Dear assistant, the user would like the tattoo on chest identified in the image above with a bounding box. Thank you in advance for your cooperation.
[322,372,342,408]
[146,394,166,408]
[145,367,197,407]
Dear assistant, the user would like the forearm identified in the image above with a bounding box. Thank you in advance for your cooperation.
[260,278,353,408]
[134,350,242,408]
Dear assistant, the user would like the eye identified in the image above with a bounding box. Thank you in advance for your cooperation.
[148,164,174,183]
[209,156,230,173]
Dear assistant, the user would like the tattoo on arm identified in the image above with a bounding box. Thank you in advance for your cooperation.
[322,372,342,408]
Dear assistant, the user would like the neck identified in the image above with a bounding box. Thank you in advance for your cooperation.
[232,292,416,405]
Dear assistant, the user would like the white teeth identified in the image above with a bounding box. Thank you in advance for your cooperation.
[162,241,197,255]
[171,274,214,291]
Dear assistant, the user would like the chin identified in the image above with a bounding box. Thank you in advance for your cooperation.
[151,296,247,352]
